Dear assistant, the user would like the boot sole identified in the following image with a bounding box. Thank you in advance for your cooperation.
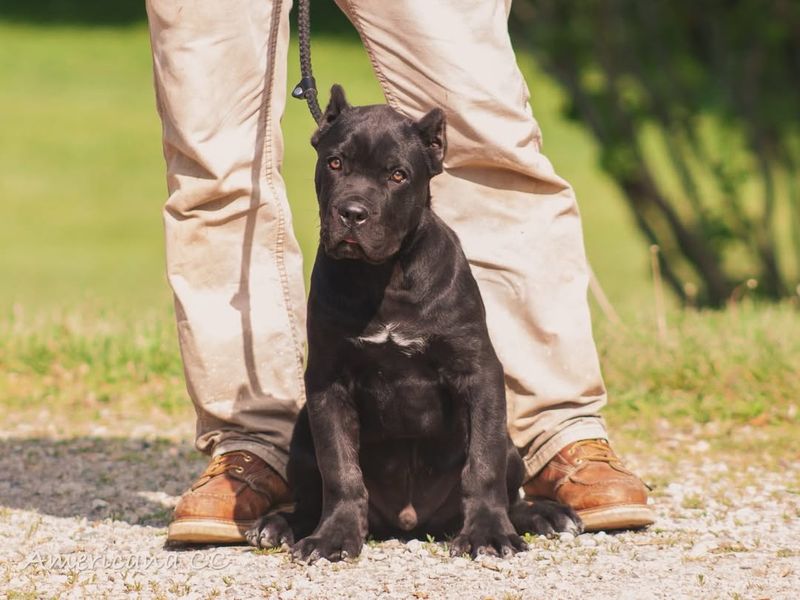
[577,504,656,532]
[166,503,294,545]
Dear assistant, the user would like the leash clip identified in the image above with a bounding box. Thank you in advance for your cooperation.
[292,76,317,100]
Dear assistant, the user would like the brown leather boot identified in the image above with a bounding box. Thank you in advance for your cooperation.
[523,439,655,532]
[167,450,292,544]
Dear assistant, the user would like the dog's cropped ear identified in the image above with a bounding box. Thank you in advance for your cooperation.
[414,108,447,175]
[311,84,351,147]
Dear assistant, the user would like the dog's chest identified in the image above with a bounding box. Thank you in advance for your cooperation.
[348,321,428,356]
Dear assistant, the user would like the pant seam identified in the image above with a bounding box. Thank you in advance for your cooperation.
[262,0,307,402]
[339,0,404,115]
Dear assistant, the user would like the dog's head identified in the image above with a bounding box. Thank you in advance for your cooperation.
[311,85,447,264]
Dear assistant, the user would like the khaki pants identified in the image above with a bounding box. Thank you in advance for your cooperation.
[146,0,608,482]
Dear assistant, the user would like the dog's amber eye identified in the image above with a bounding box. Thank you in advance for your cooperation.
[328,157,342,170]
[390,169,407,183]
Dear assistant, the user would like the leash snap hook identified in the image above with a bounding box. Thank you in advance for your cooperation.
[292,76,318,101]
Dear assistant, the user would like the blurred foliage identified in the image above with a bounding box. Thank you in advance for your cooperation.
[512,0,800,306]
[0,0,356,34]
[0,0,145,25]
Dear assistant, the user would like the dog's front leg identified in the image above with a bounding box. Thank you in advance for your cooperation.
[290,378,368,563]
[450,366,528,558]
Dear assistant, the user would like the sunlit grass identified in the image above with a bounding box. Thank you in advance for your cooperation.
[3,301,798,461]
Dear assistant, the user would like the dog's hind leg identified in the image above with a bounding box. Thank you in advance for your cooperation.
[246,407,323,549]
[247,512,295,549]
[508,499,583,537]
[504,437,583,537]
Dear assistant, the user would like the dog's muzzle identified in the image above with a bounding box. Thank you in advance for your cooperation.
[337,200,369,228]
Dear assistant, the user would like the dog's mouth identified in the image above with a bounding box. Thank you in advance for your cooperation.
[322,229,391,264]
[323,229,367,259]
[334,238,366,259]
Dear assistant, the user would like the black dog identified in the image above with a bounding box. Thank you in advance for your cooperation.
[247,85,581,561]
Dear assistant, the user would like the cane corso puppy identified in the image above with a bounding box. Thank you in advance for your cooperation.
[247,85,582,562]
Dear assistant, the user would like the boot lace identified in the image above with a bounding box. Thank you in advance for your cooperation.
[202,451,253,478]
[568,439,620,466]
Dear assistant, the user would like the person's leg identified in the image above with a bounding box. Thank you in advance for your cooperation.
[334,0,604,479]
[335,0,653,529]
[146,0,306,542]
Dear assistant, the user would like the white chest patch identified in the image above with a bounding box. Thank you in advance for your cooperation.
[348,322,428,356]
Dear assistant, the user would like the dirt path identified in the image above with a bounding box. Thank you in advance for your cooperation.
[1,435,798,599]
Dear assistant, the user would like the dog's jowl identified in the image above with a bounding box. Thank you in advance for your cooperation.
[247,85,582,562]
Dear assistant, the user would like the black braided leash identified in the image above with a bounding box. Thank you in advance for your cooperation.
[292,0,323,124]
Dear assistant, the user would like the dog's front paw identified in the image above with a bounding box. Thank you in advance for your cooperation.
[246,513,294,549]
[450,507,527,559]
[509,499,583,537]
[290,511,365,563]
[291,530,363,563]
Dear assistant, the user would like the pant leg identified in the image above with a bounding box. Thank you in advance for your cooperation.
[146,0,306,479]
[336,0,608,479]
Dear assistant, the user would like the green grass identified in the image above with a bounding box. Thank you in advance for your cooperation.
[601,302,800,426]
[1,21,798,461]
[0,22,648,314]
[3,300,798,461]
[0,24,167,310]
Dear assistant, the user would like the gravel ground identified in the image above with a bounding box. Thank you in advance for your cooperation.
[1,433,798,600]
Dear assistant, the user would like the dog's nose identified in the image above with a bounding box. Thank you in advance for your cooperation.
[338,201,369,227]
